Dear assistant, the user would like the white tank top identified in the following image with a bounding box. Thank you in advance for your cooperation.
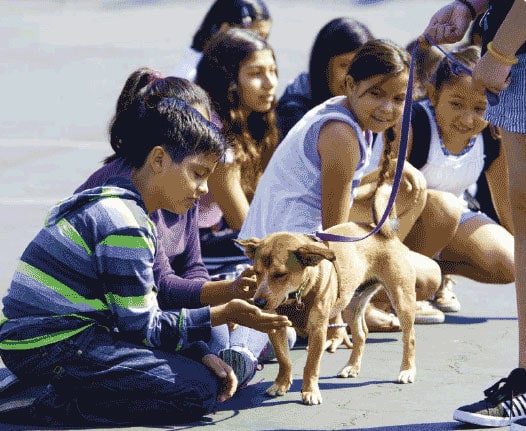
[364,100,485,206]
[239,96,371,238]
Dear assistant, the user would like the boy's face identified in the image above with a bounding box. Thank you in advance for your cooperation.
[157,152,218,214]
[431,75,488,143]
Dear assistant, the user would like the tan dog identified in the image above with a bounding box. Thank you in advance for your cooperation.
[236,221,417,405]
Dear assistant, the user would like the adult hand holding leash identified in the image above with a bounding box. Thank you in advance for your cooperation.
[421,0,474,45]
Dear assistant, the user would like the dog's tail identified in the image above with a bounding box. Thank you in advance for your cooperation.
[372,127,398,239]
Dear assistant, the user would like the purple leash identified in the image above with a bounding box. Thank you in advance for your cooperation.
[314,40,419,243]
[315,36,499,243]
[423,34,500,106]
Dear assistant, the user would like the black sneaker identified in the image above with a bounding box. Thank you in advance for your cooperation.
[512,417,526,430]
[454,368,526,427]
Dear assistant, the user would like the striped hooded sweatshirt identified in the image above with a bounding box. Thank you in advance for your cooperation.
[0,178,212,360]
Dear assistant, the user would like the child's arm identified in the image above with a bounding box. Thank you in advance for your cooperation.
[208,161,250,232]
[318,121,361,229]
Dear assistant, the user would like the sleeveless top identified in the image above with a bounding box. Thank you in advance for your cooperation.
[238,96,372,239]
[366,100,486,209]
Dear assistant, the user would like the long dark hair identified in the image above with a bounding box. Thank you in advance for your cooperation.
[110,96,227,169]
[191,0,271,52]
[107,73,213,164]
[196,28,279,201]
[347,39,410,192]
[309,17,373,106]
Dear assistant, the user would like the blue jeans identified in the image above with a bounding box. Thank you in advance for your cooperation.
[1,325,219,426]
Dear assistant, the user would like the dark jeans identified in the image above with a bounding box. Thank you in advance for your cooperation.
[1,325,219,427]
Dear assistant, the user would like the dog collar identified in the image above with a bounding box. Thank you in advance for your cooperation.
[286,279,309,310]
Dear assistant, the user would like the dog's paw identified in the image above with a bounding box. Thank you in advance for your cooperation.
[301,389,323,405]
[265,381,291,397]
[337,364,360,378]
[397,368,416,384]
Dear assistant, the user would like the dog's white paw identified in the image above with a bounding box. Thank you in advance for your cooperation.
[397,368,416,384]
[266,382,290,397]
[301,389,323,405]
[337,364,360,378]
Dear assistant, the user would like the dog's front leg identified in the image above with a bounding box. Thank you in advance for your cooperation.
[266,327,293,397]
[302,313,327,405]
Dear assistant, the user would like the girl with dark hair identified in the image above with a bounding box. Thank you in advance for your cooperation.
[0,96,291,427]
[240,39,444,338]
[276,17,374,138]
[367,45,514,312]
[171,0,272,81]
[196,28,279,258]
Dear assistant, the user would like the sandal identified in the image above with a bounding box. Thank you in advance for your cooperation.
[365,304,401,332]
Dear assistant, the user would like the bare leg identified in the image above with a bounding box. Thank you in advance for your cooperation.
[438,215,515,283]
[501,129,526,368]
[404,189,463,258]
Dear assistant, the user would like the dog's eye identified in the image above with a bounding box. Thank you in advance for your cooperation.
[272,272,287,280]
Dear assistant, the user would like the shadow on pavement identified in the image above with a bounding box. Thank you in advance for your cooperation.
[444,315,516,325]
[256,423,478,431]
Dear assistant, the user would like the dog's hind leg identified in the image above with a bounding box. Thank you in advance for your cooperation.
[338,281,383,378]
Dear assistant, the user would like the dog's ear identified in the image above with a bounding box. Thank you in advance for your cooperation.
[293,244,336,267]
[234,238,261,259]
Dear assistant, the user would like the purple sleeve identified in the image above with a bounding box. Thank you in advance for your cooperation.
[174,204,209,281]
[154,238,207,310]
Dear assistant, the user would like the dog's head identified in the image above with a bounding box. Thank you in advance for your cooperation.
[236,233,336,310]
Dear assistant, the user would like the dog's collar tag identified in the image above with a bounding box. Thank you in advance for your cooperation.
[286,279,308,310]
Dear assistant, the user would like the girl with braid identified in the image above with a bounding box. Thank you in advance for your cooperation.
[239,39,442,340]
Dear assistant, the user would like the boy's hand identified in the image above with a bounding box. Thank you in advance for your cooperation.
[202,353,238,402]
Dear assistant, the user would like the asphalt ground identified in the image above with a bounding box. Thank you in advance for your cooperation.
[0,1,520,430]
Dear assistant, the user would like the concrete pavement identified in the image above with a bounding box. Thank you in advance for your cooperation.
[0,1,520,430]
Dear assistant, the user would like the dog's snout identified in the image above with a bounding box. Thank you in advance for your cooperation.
[254,297,267,309]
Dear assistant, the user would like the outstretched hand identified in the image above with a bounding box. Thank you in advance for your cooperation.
[202,353,238,402]
[421,2,473,45]
[224,298,292,333]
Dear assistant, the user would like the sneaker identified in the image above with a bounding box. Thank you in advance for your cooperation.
[258,327,297,363]
[512,417,526,430]
[454,368,526,427]
[414,300,445,324]
[432,274,461,312]
[218,346,258,388]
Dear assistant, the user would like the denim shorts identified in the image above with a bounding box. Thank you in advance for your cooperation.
[485,53,526,134]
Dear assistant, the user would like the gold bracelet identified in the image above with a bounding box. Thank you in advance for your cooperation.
[487,41,519,66]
